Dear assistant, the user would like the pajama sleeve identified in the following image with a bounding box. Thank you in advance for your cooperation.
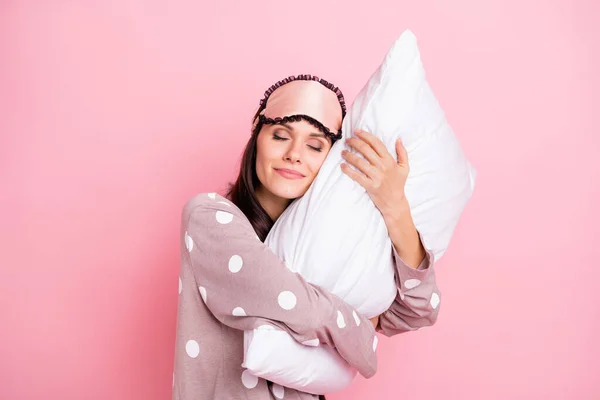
[181,193,378,378]
[377,240,441,336]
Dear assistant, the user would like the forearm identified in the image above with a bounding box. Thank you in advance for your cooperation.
[376,199,441,335]
[383,199,426,270]
[184,193,379,377]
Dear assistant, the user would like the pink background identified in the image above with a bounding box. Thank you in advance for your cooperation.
[1,1,598,399]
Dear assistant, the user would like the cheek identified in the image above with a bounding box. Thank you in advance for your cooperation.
[256,136,279,174]
[256,136,270,163]
[254,141,267,179]
[306,151,329,176]
[258,138,284,163]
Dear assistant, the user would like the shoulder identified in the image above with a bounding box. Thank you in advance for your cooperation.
[181,192,251,232]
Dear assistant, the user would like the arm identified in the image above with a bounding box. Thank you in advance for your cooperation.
[182,193,378,378]
[378,201,441,336]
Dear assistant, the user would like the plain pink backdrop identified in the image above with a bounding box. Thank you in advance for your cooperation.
[1,1,598,399]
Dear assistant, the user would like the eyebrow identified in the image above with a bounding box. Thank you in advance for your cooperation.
[279,122,327,138]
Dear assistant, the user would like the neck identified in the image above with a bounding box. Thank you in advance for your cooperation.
[256,185,292,221]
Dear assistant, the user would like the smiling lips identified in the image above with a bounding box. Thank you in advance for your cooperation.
[274,168,305,180]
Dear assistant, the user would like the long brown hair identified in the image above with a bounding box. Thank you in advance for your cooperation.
[225,106,274,242]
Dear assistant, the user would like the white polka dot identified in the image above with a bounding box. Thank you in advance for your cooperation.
[336,310,346,328]
[178,277,182,294]
[278,291,297,310]
[185,340,200,358]
[373,335,378,351]
[404,279,421,289]
[352,310,361,326]
[271,383,285,399]
[228,255,243,273]
[184,231,194,252]
[430,293,440,309]
[217,201,231,206]
[232,307,246,316]
[302,338,320,347]
[216,211,233,224]
[241,369,258,389]
[400,291,405,301]
[199,286,207,303]
[208,193,216,200]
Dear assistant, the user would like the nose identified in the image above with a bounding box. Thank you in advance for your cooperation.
[283,141,302,164]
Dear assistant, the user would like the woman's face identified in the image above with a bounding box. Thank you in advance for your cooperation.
[255,119,335,200]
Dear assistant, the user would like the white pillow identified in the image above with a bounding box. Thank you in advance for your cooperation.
[243,29,476,394]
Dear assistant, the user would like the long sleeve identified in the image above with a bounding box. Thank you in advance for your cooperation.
[378,243,441,336]
[181,193,378,378]
[242,234,442,394]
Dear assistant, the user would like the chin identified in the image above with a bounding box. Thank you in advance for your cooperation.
[268,180,310,200]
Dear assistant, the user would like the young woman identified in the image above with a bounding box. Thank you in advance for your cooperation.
[172,75,441,399]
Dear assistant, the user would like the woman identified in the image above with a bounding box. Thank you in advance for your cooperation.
[172,75,440,399]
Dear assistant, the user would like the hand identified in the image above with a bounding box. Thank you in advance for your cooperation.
[341,129,409,219]
[369,315,379,330]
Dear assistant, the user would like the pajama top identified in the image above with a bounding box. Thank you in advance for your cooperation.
[172,192,441,399]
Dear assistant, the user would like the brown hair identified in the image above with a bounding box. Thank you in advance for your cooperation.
[224,106,275,242]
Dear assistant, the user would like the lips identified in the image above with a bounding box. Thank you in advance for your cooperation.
[274,168,305,180]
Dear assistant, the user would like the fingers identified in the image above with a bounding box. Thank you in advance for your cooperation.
[340,162,370,188]
[369,316,379,329]
[345,136,382,168]
[355,130,388,159]
[395,138,408,166]
[342,150,377,179]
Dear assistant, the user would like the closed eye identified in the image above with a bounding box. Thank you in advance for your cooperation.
[272,134,323,152]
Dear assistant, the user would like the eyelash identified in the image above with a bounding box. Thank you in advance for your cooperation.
[272,134,323,152]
